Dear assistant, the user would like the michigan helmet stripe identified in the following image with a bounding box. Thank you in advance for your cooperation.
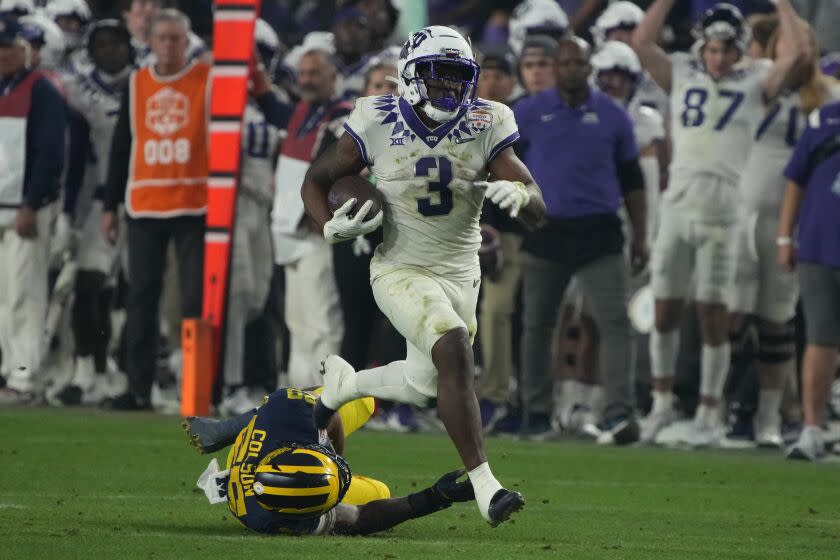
[257,484,336,497]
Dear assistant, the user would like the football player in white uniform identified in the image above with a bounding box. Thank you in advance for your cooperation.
[302,26,545,526]
[56,19,135,404]
[730,20,837,447]
[631,0,807,446]
[592,41,665,247]
[219,20,284,416]
[591,0,669,119]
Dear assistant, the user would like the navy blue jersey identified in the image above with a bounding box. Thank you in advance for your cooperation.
[225,388,331,534]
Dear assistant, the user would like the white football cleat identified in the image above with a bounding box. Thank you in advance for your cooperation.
[786,426,826,462]
[640,407,677,444]
[318,355,357,411]
[754,416,783,449]
[682,417,724,449]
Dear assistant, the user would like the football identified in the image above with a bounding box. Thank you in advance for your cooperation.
[327,175,384,221]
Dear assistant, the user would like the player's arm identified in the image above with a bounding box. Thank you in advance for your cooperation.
[326,411,345,456]
[631,0,674,93]
[330,470,474,536]
[762,0,809,103]
[300,133,368,235]
[483,147,546,231]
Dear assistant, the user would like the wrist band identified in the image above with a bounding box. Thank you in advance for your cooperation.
[408,487,450,518]
[776,236,792,246]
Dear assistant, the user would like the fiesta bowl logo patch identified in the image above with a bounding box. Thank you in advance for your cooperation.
[467,108,493,132]
[145,87,190,136]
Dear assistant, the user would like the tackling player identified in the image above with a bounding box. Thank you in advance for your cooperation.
[631,0,807,446]
[184,388,476,535]
[301,26,545,525]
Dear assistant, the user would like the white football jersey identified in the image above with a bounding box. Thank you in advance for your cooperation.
[635,72,670,123]
[65,69,126,188]
[739,83,840,213]
[628,100,664,150]
[668,52,770,186]
[344,94,519,281]
[240,102,282,207]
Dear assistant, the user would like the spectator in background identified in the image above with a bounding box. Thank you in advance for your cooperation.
[254,46,352,389]
[332,5,372,101]
[100,9,209,410]
[351,0,399,54]
[514,35,559,101]
[474,52,520,432]
[0,16,66,404]
[122,0,206,67]
[778,99,840,461]
[515,36,647,444]
[218,21,285,416]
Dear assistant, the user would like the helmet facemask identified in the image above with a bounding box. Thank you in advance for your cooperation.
[408,56,478,122]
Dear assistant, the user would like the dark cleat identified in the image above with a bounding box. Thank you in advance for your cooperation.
[487,489,525,527]
[182,410,256,454]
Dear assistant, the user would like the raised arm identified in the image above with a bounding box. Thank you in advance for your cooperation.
[762,0,809,103]
[631,0,674,92]
[300,133,368,235]
[485,147,546,231]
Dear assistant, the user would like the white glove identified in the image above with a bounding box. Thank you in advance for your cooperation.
[475,180,530,218]
[352,235,372,257]
[323,198,384,244]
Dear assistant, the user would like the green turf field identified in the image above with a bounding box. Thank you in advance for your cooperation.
[1,408,839,560]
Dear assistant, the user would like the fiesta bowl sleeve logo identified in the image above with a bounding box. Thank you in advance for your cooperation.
[467,108,493,132]
[145,87,190,136]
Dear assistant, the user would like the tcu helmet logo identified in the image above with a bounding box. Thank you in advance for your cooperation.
[145,87,190,136]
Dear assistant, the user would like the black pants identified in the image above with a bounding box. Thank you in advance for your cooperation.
[125,216,204,400]
[332,232,381,370]
[72,269,112,372]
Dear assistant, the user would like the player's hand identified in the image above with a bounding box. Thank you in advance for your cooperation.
[475,180,530,218]
[630,235,649,276]
[14,205,37,239]
[777,243,796,272]
[431,469,475,503]
[101,211,119,246]
[323,198,383,244]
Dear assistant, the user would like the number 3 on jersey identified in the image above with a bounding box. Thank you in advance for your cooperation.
[415,156,453,216]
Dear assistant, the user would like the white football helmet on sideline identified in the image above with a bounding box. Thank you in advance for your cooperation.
[508,0,568,56]
[591,1,644,48]
[592,40,642,78]
[20,13,65,69]
[45,0,92,50]
[397,25,479,123]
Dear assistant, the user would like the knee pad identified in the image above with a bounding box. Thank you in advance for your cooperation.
[758,323,795,364]
[341,475,391,506]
